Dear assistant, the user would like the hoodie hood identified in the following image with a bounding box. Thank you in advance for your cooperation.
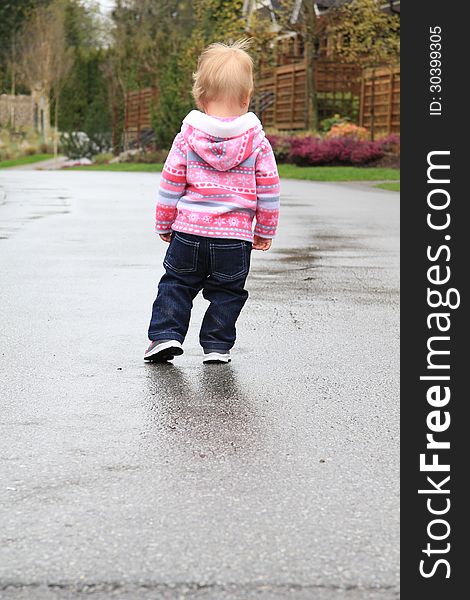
[181,110,265,171]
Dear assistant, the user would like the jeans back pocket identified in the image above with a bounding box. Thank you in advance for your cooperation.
[164,233,199,273]
[210,242,250,281]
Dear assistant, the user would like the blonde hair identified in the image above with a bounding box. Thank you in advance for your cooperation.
[192,39,254,110]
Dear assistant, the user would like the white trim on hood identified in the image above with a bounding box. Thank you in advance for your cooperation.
[182,110,261,138]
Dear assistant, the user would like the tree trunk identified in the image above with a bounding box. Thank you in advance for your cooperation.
[10,33,16,129]
[112,95,121,156]
[104,63,123,156]
[304,0,318,131]
[53,92,59,162]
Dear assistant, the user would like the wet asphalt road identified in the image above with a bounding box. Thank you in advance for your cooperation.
[0,170,399,599]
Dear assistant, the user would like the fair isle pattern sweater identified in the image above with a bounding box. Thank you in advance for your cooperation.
[155,110,280,242]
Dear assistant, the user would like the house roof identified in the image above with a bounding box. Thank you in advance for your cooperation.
[315,0,401,16]
[317,0,350,9]
[244,0,400,23]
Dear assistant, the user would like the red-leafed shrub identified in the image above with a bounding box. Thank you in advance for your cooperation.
[266,133,293,163]
[378,134,400,154]
[289,136,386,166]
[349,140,386,165]
[267,130,400,166]
[289,136,325,166]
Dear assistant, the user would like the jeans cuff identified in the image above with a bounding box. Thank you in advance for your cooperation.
[200,343,232,353]
[149,332,184,343]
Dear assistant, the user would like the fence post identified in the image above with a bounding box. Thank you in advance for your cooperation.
[387,68,394,136]
[290,66,295,129]
[274,70,279,126]
[359,71,365,128]
[370,68,376,141]
[123,96,127,152]
[137,90,142,144]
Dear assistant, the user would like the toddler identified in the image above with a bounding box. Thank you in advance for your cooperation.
[144,39,280,364]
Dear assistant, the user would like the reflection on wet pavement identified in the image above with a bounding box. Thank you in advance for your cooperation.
[143,364,262,460]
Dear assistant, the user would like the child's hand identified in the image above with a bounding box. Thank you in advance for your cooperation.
[253,235,272,251]
[159,232,172,243]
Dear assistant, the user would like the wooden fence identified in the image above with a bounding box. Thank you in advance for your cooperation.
[123,87,157,147]
[257,60,362,130]
[123,63,400,143]
[315,61,362,124]
[257,60,399,137]
[360,66,400,138]
[256,62,307,129]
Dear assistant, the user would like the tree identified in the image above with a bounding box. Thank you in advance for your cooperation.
[0,0,50,94]
[106,0,195,150]
[58,1,113,152]
[109,0,194,93]
[326,0,399,139]
[303,0,319,131]
[326,0,400,66]
[245,6,278,83]
[50,2,75,159]
[101,53,124,154]
[273,0,320,131]
[0,0,52,130]
[152,53,194,150]
[17,0,74,156]
[192,0,245,42]
[109,0,248,149]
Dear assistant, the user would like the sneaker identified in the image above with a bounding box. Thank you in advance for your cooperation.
[144,339,183,362]
[202,349,231,364]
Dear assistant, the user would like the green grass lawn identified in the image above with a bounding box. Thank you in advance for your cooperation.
[375,182,400,192]
[277,164,400,181]
[67,161,400,182]
[0,154,54,169]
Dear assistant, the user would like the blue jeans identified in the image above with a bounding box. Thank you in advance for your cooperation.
[148,231,252,352]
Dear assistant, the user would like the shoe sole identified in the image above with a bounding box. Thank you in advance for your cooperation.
[203,352,231,364]
[144,341,184,362]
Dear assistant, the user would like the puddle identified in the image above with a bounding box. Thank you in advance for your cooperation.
[249,231,398,306]
[0,186,71,239]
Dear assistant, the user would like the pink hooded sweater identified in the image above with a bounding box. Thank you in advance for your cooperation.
[155,110,280,243]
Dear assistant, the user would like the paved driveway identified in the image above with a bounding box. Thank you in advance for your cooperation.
[0,170,399,599]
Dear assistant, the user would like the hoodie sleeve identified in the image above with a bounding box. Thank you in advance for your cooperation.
[254,140,280,239]
[155,132,188,234]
